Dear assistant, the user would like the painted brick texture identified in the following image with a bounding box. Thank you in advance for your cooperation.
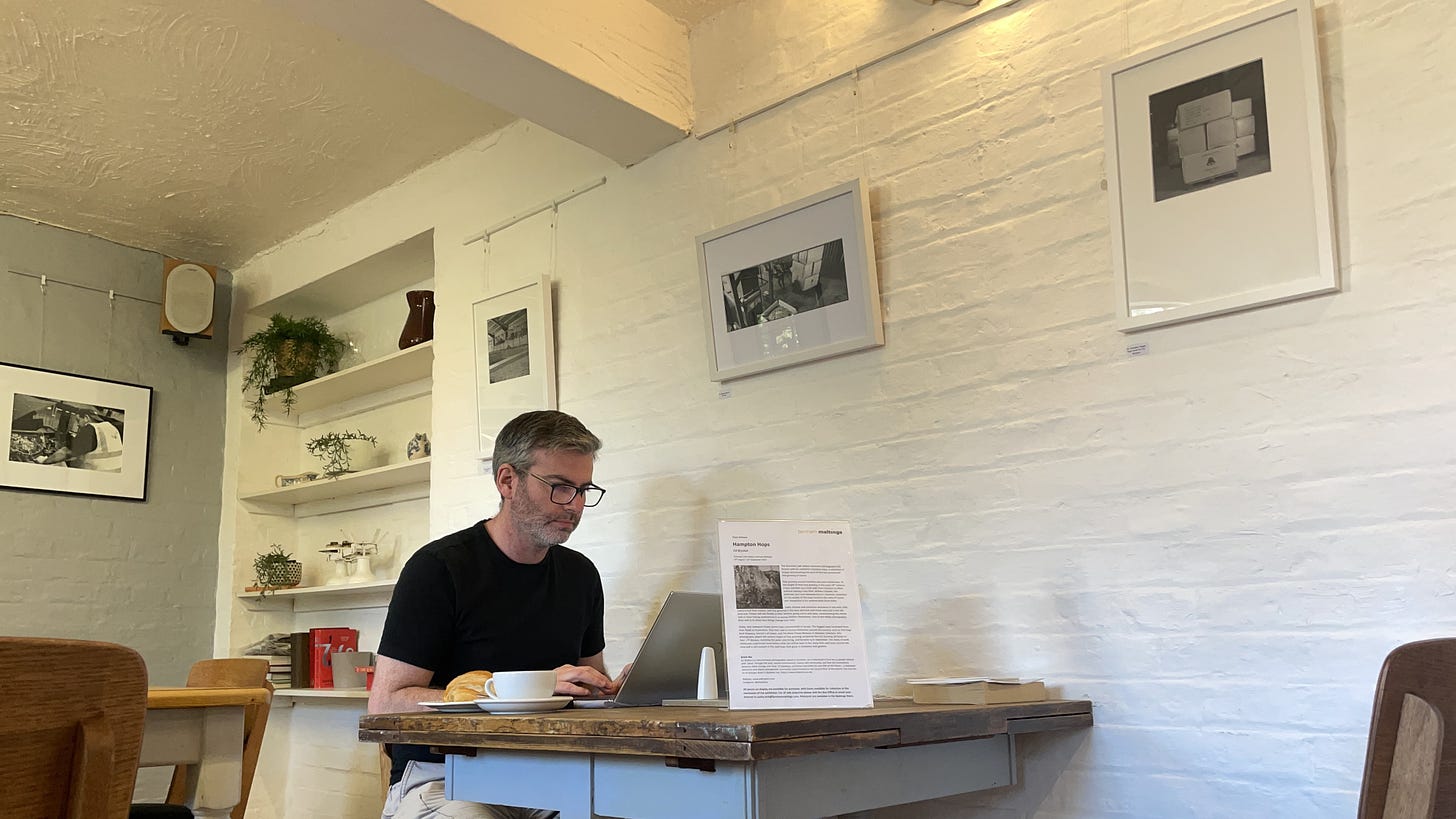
[227,0,1456,816]
[0,217,231,800]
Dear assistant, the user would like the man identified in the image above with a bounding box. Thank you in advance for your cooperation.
[32,408,124,472]
[372,410,618,819]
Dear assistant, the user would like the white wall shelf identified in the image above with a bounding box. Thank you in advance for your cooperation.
[237,578,396,612]
[230,229,434,804]
[247,230,434,318]
[266,341,433,422]
[241,458,430,516]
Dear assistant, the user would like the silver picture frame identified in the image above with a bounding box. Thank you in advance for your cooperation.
[1102,0,1339,332]
[471,275,557,457]
[696,179,884,381]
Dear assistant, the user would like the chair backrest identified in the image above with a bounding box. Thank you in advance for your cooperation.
[0,636,149,819]
[183,657,268,688]
[1359,638,1456,819]
[164,658,272,819]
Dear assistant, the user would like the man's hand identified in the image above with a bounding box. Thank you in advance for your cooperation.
[554,663,617,697]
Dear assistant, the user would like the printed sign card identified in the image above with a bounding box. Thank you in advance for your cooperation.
[717,519,873,709]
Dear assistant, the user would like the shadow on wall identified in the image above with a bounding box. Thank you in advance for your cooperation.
[615,475,721,644]
[873,590,1001,694]
[857,565,1098,816]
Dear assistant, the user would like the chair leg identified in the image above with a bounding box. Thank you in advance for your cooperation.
[165,763,192,804]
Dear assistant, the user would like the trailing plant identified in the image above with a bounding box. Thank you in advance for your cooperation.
[237,313,350,429]
[252,543,302,595]
[306,429,378,477]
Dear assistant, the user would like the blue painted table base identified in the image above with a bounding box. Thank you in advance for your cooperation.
[446,735,1015,819]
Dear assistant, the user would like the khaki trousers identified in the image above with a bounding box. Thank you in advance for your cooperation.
[383,761,558,819]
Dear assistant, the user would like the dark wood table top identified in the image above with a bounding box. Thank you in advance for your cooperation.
[359,699,1093,762]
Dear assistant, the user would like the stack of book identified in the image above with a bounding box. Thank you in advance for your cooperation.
[264,655,292,689]
[907,675,1048,705]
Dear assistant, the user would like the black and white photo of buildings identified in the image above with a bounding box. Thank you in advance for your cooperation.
[486,308,531,384]
[721,238,849,333]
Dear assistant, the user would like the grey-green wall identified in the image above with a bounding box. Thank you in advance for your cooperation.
[0,215,230,687]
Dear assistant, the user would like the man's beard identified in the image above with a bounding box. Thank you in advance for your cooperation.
[510,489,579,550]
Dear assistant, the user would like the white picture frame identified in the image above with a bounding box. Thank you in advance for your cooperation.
[472,276,557,456]
[696,179,884,381]
[2,362,153,501]
[1102,0,1338,332]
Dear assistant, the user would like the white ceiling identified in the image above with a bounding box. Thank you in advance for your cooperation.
[0,0,739,270]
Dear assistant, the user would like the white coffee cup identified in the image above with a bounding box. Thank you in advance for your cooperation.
[483,670,558,700]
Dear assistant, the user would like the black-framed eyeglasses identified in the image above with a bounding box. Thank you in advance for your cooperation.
[523,471,606,507]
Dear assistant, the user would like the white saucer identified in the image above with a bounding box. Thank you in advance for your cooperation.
[474,695,573,714]
[419,701,485,713]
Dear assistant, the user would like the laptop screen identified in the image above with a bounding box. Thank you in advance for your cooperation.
[608,591,727,706]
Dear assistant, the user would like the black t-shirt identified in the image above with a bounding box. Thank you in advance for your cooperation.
[378,520,606,783]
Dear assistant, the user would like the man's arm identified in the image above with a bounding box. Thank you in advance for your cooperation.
[368,654,438,714]
[36,446,73,465]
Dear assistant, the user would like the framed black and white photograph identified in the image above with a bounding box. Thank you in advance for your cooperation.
[1102,0,1338,332]
[472,276,556,456]
[2,362,152,500]
[697,179,883,381]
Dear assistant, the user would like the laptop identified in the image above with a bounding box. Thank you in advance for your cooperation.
[575,591,727,707]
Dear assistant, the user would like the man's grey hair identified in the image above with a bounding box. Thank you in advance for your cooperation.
[492,410,601,475]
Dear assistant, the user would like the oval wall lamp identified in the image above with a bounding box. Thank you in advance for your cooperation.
[160,258,217,345]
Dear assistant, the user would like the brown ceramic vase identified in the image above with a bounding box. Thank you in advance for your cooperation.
[399,290,436,350]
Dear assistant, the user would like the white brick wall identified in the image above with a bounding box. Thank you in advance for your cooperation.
[226,0,1456,815]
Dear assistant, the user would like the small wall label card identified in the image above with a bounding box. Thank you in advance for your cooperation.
[717,519,873,710]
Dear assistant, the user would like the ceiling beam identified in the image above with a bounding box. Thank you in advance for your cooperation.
[279,0,692,166]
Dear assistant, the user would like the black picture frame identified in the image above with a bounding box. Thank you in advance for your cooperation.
[3,362,153,501]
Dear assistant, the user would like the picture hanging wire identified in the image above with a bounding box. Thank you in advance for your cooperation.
[462,175,608,246]
[38,275,46,364]
[694,0,1025,140]
[10,269,163,367]
[851,68,870,182]
[549,202,558,278]
[8,268,162,306]
[105,288,116,371]
[480,227,493,292]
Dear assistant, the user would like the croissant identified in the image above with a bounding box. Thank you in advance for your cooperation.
[443,670,494,702]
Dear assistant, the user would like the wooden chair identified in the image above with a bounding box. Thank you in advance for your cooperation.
[1358,638,1456,819]
[380,744,393,803]
[158,658,273,819]
[0,636,149,819]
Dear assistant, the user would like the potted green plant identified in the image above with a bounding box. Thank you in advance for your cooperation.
[237,313,350,428]
[252,544,303,592]
[306,430,379,477]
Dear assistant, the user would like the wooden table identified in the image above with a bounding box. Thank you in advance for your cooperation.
[143,687,269,819]
[360,699,1093,819]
